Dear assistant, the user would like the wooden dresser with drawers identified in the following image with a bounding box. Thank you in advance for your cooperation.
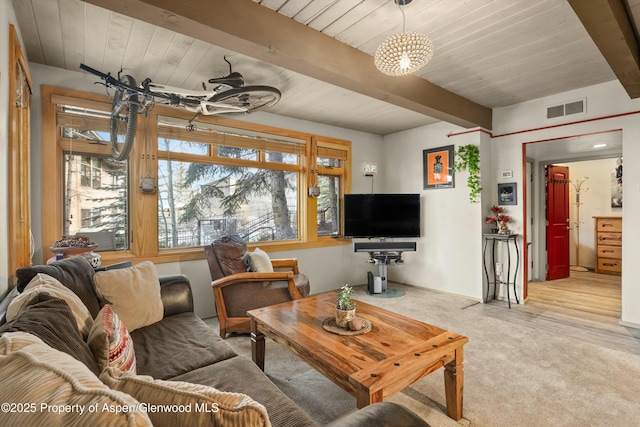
[593,216,622,276]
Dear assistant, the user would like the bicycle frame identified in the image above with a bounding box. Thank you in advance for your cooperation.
[145,81,247,115]
[80,63,248,116]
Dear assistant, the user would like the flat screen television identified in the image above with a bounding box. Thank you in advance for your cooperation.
[343,193,421,238]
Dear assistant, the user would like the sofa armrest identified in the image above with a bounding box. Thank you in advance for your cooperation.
[326,402,430,427]
[159,275,194,317]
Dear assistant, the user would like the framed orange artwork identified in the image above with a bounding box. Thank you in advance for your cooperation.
[423,145,455,189]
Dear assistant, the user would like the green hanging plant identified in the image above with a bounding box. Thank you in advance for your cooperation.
[454,144,482,203]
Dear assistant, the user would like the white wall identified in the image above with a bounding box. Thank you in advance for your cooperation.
[0,0,20,297]
[557,158,622,270]
[381,122,485,301]
[493,80,640,327]
[28,63,384,318]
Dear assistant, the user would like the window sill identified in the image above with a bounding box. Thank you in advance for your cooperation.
[96,238,353,267]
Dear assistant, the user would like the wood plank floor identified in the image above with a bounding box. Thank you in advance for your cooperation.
[469,271,640,355]
[527,270,621,320]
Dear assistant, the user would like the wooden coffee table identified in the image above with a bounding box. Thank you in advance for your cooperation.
[247,292,468,420]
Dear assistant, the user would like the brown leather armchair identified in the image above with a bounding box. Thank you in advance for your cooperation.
[204,235,310,338]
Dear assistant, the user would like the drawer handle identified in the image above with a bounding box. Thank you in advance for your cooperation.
[602,263,619,267]
[602,250,614,253]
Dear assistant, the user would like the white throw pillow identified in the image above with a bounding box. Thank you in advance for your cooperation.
[249,248,274,273]
[93,261,163,332]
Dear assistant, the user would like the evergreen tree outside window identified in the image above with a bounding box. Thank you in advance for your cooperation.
[315,140,347,237]
[157,118,302,247]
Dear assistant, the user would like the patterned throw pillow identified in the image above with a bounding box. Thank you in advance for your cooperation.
[101,367,271,427]
[7,273,93,339]
[87,305,136,374]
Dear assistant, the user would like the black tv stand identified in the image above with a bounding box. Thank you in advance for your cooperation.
[354,241,417,295]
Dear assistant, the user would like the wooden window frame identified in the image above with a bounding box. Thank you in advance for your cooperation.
[41,86,351,265]
[310,137,349,239]
[8,24,33,280]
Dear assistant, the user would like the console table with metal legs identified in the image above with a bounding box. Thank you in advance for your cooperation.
[482,234,520,308]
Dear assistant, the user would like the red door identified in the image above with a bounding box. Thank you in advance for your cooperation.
[546,165,570,280]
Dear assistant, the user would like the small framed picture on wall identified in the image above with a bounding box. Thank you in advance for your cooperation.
[498,182,517,205]
[423,145,455,189]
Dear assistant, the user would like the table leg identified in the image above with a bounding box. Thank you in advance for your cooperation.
[250,319,265,371]
[492,239,497,299]
[444,347,464,421]
[513,237,520,304]
[507,239,511,309]
[482,238,490,302]
[355,387,383,409]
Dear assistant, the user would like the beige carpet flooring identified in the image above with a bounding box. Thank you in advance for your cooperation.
[205,284,640,426]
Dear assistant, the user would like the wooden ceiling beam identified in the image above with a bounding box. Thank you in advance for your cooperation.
[82,0,492,130]
[568,0,640,98]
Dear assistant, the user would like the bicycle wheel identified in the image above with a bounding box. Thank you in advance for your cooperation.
[110,74,140,161]
[209,85,281,113]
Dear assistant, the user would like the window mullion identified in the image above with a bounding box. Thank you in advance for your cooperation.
[130,112,159,257]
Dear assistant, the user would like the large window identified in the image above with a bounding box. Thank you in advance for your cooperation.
[52,105,129,252]
[41,87,351,264]
[156,118,304,248]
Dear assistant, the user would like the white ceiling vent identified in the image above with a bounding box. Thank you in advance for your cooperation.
[546,99,586,119]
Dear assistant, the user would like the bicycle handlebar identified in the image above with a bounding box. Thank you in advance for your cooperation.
[80,63,125,89]
[79,63,108,79]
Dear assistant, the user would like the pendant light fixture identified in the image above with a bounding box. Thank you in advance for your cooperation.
[374,0,434,76]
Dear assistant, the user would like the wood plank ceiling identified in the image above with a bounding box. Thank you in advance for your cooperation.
[12,0,640,135]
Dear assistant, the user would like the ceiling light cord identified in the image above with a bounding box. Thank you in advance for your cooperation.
[398,1,406,34]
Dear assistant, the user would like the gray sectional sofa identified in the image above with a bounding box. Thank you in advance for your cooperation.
[0,257,429,426]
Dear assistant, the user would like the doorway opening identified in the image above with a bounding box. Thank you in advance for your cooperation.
[523,130,622,318]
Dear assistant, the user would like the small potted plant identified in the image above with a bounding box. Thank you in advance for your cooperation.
[335,284,356,328]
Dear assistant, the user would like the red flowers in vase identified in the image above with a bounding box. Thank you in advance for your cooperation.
[486,205,511,234]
